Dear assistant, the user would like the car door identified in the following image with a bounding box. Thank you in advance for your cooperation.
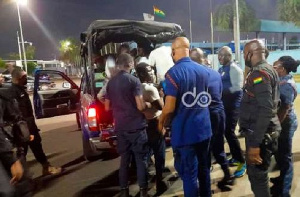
[33,70,80,119]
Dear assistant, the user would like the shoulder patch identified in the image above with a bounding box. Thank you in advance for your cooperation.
[253,77,263,84]
[248,70,271,86]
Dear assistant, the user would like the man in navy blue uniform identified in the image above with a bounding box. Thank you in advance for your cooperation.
[159,37,212,197]
[218,46,246,177]
[105,53,150,197]
[190,48,235,189]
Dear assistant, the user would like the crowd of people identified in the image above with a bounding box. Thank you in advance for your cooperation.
[1,36,299,197]
[101,37,299,197]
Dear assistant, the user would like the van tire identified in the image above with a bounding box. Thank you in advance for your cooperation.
[82,135,98,161]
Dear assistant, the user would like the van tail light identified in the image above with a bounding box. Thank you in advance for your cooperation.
[87,106,98,131]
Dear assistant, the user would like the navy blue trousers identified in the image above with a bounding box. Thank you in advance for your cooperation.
[275,116,298,196]
[223,91,245,163]
[174,139,211,197]
[210,110,229,174]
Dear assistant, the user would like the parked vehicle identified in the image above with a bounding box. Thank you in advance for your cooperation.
[33,19,184,161]
[1,74,55,91]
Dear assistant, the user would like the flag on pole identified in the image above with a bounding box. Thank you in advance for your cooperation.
[153,6,165,18]
[143,13,155,21]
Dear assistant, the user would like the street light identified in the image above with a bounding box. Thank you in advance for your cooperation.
[17,31,22,63]
[17,0,28,6]
[188,0,192,43]
[63,41,71,52]
[234,0,241,63]
[16,0,28,73]
[210,0,215,68]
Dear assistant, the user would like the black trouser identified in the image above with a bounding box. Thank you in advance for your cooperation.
[117,129,149,189]
[0,162,14,197]
[24,132,48,166]
[210,110,230,176]
[246,131,278,197]
[223,91,245,163]
[147,118,166,181]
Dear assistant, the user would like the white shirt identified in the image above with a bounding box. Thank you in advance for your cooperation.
[148,46,174,83]
[142,83,162,120]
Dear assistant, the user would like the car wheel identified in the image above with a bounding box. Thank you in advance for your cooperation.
[82,135,98,161]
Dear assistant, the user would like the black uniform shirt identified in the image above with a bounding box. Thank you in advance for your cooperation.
[9,84,39,133]
[240,61,281,147]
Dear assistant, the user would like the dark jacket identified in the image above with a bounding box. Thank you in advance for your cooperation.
[239,61,281,147]
[9,84,39,134]
[0,89,19,168]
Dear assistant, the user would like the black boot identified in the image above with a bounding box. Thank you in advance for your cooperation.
[217,175,235,188]
[218,167,235,188]
[140,188,148,197]
[270,184,283,197]
[156,180,168,195]
[270,176,282,185]
[120,188,129,197]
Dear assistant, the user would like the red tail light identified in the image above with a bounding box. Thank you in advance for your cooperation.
[87,106,98,131]
[88,108,96,118]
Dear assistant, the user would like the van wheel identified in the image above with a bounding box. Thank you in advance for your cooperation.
[82,135,98,161]
[108,138,117,148]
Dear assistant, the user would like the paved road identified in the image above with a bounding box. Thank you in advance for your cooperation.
[28,91,300,197]
[30,114,122,197]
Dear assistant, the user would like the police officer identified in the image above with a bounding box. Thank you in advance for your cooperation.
[0,87,27,196]
[271,56,299,197]
[0,127,24,197]
[240,39,281,196]
[190,48,235,189]
[9,68,62,176]
[218,46,246,177]
[159,37,212,197]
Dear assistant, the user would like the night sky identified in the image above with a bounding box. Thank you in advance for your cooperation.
[0,0,277,59]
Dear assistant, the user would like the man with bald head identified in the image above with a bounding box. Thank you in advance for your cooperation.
[240,39,281,196]
[190,48,206,65]
[159,37,212,196]
[218,46,246,178]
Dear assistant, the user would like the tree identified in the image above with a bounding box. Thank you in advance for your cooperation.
[0,58,5,69]
[278,0,300,26]
[8,45,36,60]
[59,38,80,65]
[8,53,20,60]
[26,45,36,60]
[27,62,37,76]
[214,0,259,32]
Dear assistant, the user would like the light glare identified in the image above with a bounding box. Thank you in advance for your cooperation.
[16,0,28,6]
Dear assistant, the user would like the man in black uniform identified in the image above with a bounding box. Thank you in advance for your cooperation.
[0,87,26,196]
[240,40,281,196]
[0,125,24,197]
[9,68,61,176]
